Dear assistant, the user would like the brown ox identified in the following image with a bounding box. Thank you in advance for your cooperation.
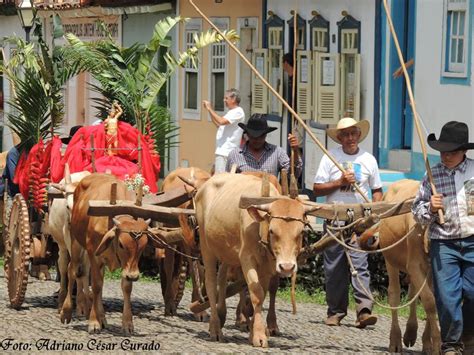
[359,179,441,354]
[67,173,151,334]
[195,173,316,347]
[160,167,210,319]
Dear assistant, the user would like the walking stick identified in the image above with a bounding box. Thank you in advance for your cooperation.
[188,0,370,203]
[382,0,445,223]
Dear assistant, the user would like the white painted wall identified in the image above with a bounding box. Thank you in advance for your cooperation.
[413,1,474,158]
[0,15,28,150]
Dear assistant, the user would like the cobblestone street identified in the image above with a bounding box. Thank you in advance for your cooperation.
[0,269,424,354]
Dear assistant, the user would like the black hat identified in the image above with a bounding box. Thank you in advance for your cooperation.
[427,121,474,152]
[61,125,83,144]
[238,114,277,138]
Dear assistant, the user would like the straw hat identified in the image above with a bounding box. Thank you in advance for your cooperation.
[326,117,370,144]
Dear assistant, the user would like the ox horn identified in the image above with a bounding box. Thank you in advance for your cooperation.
[113,217,122,227]
[304,205,321,214]
[289,174,298,199]
[95,226,117,256]
[49,183,65,192]
[178,175,197,189]
[64,163,72,185]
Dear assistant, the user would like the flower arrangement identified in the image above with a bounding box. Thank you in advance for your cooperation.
[124,173,151,195]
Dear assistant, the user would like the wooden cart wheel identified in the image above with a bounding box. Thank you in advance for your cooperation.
[4,194,31,309]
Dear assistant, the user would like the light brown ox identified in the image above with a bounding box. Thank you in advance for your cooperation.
[195,173,316,347]
[67,173,151,334]
[48,171,91,313]
[160,167,211,319]
[359,179,441,354]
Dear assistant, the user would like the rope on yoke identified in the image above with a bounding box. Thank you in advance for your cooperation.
[325,224,418,254]
[146,230,200,261]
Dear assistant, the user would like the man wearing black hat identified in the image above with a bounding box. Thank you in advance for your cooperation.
[412,121,474,355]
[225,114,301,177]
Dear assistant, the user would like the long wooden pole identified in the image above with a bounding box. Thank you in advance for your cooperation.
[382,0,444,223]
[188,0,370,203]
[290,11,297,176]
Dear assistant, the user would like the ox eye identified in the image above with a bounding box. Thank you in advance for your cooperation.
[269,229,273,235]
[118,241,124,249]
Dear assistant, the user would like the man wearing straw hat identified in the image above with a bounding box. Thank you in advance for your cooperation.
[313,117,383,328]
[412,121,474,355]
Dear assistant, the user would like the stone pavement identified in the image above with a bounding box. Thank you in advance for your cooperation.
[0,269,424,354]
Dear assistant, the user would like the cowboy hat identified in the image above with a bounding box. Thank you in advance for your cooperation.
[326,117,370,144]
[238,114,277,138]
[61,125,83,144]
[427,121,474,152]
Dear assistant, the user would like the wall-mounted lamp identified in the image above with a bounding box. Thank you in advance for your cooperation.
[17,0,36,43]
[244,18,249,27]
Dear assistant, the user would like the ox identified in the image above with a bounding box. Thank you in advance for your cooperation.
[48,170,91,313]
[67,173,151,334]
[160,167,210,319]
[195,173,316,347]
[359,179,441,354]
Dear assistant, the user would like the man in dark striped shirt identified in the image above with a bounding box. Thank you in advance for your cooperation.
[225,114,302,177]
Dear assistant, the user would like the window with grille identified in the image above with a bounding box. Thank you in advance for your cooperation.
[442,0,469,77]
[210,18,228,112]
[341,29,358,54]
[268,27,283,49]
[183,20,201,113]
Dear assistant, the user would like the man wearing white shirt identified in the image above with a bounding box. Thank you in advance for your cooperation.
[203,88,244,174]
[313,117,383,329]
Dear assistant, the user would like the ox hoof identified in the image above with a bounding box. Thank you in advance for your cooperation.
[209,321,223,342]
[250,332,268,348]
[164,304,177,317]
[122,322,134,336]
[88,320,103,334]
[388,342,403,354]
[193,311,209,322]
[235,318,249,332]
[60,309,72,324]
[267,325,280,336]
[403,326,418,347]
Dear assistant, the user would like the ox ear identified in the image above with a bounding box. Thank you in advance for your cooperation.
[247,204,271,223]
[96,227,117,256]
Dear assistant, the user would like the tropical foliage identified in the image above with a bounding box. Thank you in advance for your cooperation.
[1,15,83,152]
[62,16,238,167]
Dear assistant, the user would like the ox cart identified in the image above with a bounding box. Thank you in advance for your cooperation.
[1,177,195,310]
[86,177,415,314]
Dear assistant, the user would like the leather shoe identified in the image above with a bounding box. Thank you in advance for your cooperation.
[355,312,378,329]
[325,315,342,326]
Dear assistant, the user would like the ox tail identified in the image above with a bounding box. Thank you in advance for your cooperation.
[291,272,297,314]
[358,224,380,251]
[174,256,188,307]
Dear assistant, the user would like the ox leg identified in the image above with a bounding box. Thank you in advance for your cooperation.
[163,249,177,316]
[266,275,280,336]
[191,260,209,322]
[403,282,419,348]
[241,259,270,348]
[203,253,223,342]
[386,262,403,353]
[88,256,106,333]
[76,251,92,318]
[409,262,441,355]
[121,278,134,335]
[57,248,69,311]
[60,260,75,324]
[217,263,228,328]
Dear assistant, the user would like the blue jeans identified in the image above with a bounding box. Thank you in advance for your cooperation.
[430,235,474,352]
